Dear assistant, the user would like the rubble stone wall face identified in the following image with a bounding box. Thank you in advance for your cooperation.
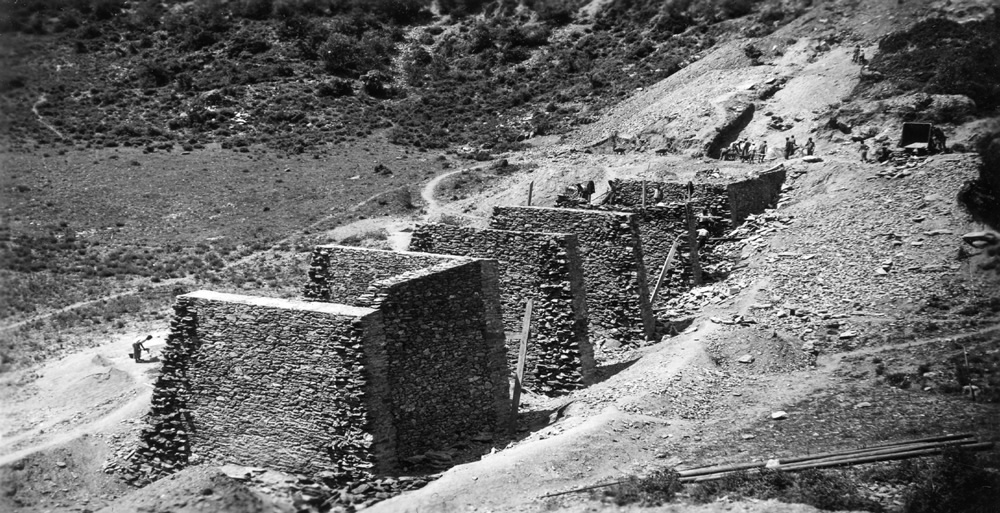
[726,168,786,225]
[559,176,783,300]
[489,206,654,342]
[303,246,510,457]
[303,245,462,304]
[355,260,510,456]
[408,223,594,395]
[140,291,393,477]
[604,180,730,209]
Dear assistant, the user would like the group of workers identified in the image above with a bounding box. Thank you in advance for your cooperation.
[721,136,816,162]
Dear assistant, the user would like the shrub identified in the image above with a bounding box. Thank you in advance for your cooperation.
[137,61,173,87]
[534,0,576,25]
[234,0,273,20]
[689,469,882,511]
[320,33,362,74]
[367,0,429,24]
[92,0,124,21]
[903,450,1000,513]
[317,79,353,97]
[361,70,392,97]
[599,470,681,506]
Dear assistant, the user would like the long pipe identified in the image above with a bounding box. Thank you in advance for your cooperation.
[681,442,994,483]
[676,433,975,477]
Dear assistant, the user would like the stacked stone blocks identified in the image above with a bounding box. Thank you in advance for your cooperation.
[139,291,391,478]
[409,224,594,395]
[140,247,510,482]
[303,246,510,459]
[489,206,655,343]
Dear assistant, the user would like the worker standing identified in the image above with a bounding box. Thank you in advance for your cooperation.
[133,335,152,363]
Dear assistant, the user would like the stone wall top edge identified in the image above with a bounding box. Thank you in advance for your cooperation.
[614,178,732,187]
[370,258,492,289]
[180,290,378,318]
[416,223,576,240]
[312,244,475,261]
[495,205,635,218]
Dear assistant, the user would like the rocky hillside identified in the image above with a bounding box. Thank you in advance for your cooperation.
[1,1,1000,513]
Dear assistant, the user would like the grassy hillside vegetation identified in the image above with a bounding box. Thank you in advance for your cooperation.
[0,0,807,154]
[857,16,1000,114]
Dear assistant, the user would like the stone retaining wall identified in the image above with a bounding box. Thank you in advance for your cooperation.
[558,175,783,300]
[138,249,510,482]
[603,180,730,209]
[408,224,593,395]
[489,206,654,343]
[726,168,786,225]
[303,246,509,458]
[303,245,462,303]
[354,259,509,456]
[137,291,392,478]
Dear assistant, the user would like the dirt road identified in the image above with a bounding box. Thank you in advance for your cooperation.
[0,331,166,467]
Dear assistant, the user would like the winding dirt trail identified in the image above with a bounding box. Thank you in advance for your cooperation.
[32,94,65,140]
[0,331,166,467]
[419,167,485,223]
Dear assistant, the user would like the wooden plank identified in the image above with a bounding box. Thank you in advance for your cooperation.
[649,236,682,305]
[510,299,533,433]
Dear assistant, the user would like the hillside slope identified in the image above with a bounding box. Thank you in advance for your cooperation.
[2,1,999,512]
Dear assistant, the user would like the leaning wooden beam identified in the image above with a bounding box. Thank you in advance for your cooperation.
[649,236,682,305]
[509,299,533,434]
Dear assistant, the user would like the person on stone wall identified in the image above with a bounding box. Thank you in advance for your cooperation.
[602,180,618,205]
[133,335,152,363]
[697,228,710,247]
[805,137,815,156]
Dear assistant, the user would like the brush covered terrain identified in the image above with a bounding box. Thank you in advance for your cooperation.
[1,0,999,512]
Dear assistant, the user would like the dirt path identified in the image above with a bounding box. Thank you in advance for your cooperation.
[0,331,167,466]
[32,94,65,141]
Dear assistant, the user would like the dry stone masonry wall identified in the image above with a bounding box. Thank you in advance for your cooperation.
[558,174,783,301]
[303,246,509,458]
[354,259,509,456]
[563,180,733,301]
[490,206,654,343]
[137,291,393,480]
[726,168,787,225]
[408,223,594,395]
[603,180,730,210]
[137,248,510,484]
[304,245,462,304]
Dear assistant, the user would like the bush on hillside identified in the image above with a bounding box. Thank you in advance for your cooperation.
[869,16,1000,112]
[902,449,1000,513]
[959,117,1000,229]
